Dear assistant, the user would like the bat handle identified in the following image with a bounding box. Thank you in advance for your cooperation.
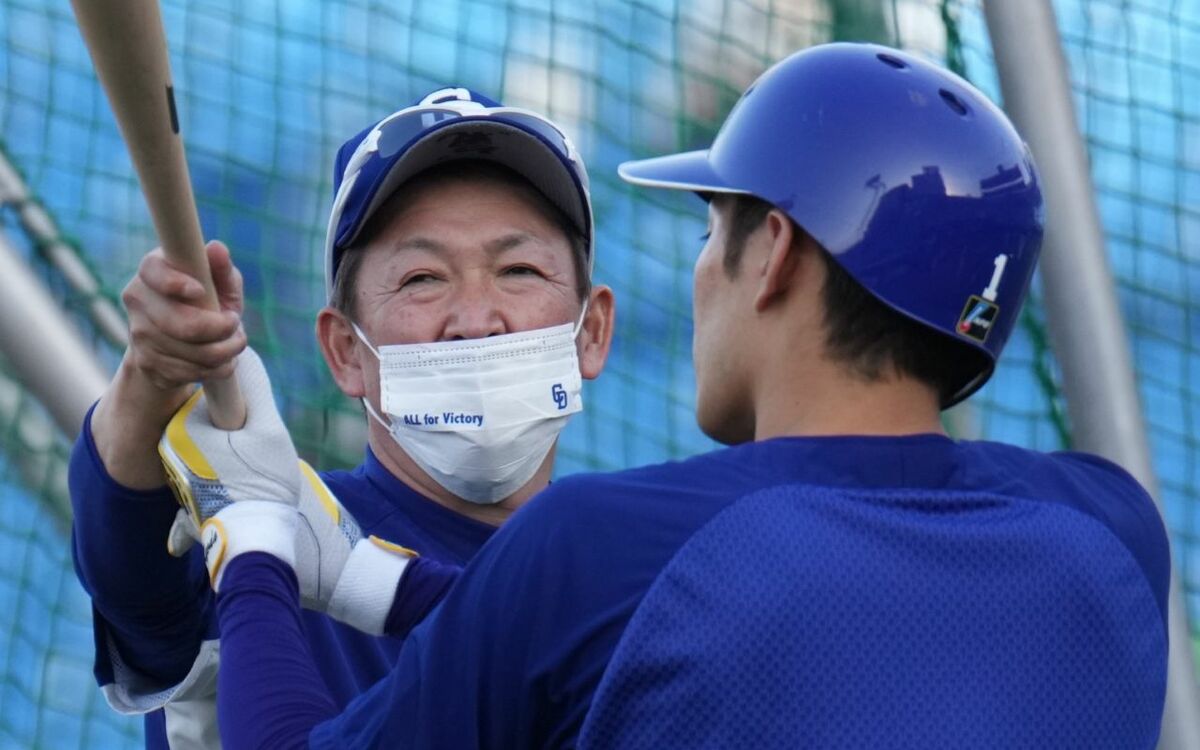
[203,375,246,431]
[164,247,247,431]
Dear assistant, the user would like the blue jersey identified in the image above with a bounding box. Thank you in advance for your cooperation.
[69,405,495,749]
[215,433,1169,748]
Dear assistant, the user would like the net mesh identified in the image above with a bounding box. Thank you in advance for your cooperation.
[0,0,1195,744]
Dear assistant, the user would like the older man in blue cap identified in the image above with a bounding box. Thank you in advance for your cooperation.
[69,88,614,749]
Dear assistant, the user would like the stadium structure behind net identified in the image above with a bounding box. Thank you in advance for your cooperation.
[0,0,1196,746]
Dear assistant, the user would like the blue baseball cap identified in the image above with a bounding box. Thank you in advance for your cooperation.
[323,87,593,300]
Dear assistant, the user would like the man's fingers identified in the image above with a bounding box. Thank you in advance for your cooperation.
[142,359,238,392]
[206,241,245,315]
[136,249,208,302]
[138,243,244,317]
[124,243,246,392]
[149,329,247,370]
[127,286,242,346]
[130,326,247,373]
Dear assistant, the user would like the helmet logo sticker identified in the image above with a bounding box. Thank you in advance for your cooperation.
[957,254,1008,343]
[957,296,1000,342]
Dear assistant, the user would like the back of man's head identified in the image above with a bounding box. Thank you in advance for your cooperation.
[718,193,990,406]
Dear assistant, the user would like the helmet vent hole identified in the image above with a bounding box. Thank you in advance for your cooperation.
[877,53,907,69]
[939,89,969,116]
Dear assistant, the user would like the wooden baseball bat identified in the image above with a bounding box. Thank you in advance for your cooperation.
[71,0,245,429]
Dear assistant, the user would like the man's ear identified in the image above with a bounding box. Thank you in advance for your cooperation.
[578,285,615,380]
[754,210,803,313]
[317,307,366,398]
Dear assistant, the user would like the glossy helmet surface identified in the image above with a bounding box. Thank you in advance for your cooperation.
[620,43,1044,404]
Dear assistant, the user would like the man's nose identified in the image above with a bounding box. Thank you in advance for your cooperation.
[442,286,506,341]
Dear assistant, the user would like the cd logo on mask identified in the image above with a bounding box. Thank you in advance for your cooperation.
[552,383,568,410]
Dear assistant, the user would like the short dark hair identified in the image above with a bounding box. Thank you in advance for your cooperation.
[721,194,989,404]
[719,195,773,277]
[329,160,590,320]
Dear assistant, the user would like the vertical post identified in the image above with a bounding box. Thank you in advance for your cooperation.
[983,2,1200,748]
[0,149,130,349]
[0,231,109,438]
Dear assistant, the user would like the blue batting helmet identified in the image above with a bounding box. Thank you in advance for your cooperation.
[619,43,1044,405]
[324,88,592,301]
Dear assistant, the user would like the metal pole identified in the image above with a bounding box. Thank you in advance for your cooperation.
[0,231,109,438]
[0,148,129,349]
[0,364,74,524]
[983,2,1200,748]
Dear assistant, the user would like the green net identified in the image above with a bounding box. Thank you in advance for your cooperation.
[0,360,139,748]
[1056,0,1200,666]
[0,0,1196,744]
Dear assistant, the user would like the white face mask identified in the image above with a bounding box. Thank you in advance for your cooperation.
[356,313,586,504]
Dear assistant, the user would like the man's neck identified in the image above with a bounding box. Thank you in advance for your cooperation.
[753,364,946,441]
[366,430,553,527]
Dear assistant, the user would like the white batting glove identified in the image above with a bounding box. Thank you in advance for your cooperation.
[294,462,418,635]
[157,347,300,591]
[158,347,416,625]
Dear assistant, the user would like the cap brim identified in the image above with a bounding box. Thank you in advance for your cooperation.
[349,119,590,253]
[618,150,750,195]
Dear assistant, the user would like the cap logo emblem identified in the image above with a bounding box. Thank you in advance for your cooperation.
[440,131,496,155]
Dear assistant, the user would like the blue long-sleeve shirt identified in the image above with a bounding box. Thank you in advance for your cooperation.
[214,434,1170,749]
[69,404,491,748]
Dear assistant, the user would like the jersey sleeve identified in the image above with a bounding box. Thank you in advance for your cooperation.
[217,469,706,749]
[213,552,461,749]
[215,553,338,749]
[212,475,621,748]
[381,555,460,639]
[1053,451,1172,626]
[308,474,667,749]
[214,521,562,750]
[69,403,218,717]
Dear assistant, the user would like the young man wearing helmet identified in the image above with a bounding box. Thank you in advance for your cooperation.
[69,89,614,748]
[186,44,1168,749]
